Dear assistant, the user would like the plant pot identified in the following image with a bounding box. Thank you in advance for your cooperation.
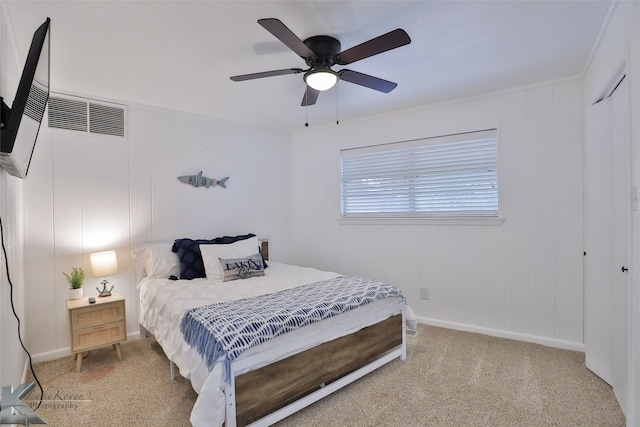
[68,287,83,300]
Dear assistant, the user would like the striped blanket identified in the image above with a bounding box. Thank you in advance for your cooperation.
[180,275,403,373]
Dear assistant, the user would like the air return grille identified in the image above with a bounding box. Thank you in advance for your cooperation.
[48,93,127,138]
[48,97,87,132]
[25,83,49,122]
[89,103,125,137]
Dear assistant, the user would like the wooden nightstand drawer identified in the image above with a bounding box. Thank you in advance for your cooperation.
[72,320,126,352]
[71,300,124,330]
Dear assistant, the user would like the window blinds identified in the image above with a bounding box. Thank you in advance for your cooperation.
[340,129,499,217]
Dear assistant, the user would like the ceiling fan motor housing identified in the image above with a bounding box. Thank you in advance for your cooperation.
[303,35,341,66]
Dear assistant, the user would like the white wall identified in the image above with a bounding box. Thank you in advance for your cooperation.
[24,102,292,358]
[290,78,584,349]
[0,171,26,389]
[0,0,28,388]
[582,1,640,423]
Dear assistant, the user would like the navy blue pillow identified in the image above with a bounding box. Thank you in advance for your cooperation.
[172,234,256,280]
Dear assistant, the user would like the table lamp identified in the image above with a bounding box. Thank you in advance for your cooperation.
[90,250,118,297]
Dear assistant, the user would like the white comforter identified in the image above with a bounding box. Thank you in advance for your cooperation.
[137,262,414,426]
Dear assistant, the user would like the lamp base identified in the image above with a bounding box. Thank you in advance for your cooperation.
[96,280,114,298]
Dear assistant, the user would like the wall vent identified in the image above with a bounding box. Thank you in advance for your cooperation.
[48,93,127,138]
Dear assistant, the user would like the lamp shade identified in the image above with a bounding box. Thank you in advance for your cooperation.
[304,69,338,91]
[90,250,118,277]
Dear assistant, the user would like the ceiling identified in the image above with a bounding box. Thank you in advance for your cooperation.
[3,1,613,132]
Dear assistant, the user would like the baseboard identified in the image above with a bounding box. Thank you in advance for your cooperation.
[21,357,29,383]
[128,330,142,341]
[30,330,143,364]
[416,316,585,352]
[31,347,70,364]
[28,320,583,364]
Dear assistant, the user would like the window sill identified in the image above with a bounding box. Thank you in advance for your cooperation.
[338,216,505,226]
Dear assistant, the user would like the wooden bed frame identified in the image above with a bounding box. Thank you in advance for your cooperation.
[225,307,406,427]
[142,300,407,427]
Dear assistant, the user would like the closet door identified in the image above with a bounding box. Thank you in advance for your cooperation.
[584,76,629,414]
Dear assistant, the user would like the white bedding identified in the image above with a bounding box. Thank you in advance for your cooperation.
[137,262,415,426]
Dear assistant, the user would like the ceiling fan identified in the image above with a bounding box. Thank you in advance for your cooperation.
[230,18,411,106]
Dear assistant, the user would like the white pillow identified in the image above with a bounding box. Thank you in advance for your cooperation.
[132,243,180,279]
[200,236,259,282]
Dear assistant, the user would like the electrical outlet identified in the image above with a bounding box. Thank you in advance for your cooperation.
[420,287,429,300]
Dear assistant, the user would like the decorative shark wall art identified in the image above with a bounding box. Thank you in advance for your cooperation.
[177,171,229,189]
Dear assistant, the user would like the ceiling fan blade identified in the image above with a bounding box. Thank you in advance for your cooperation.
[301,86,320,106]
[336,29,411,65]
[258,18,316,59]
[230,68,303,82]
[339,69,398,93]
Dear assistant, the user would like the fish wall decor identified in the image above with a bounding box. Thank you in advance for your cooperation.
[178,171,229,189]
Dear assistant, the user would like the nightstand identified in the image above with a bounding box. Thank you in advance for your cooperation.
[66,291,127,372]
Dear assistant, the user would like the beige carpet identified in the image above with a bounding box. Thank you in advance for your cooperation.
[25,325,625,426]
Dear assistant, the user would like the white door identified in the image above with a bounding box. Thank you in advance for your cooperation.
[584,76,629,414]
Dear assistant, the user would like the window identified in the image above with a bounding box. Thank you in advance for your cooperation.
[340,129,499,219]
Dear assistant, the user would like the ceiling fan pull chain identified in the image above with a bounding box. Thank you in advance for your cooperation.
[304,87,309,127]
[336,81,340,125]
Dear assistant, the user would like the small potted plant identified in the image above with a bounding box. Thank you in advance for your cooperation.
[64,267,86,300]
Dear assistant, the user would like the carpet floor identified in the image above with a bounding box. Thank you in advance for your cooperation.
[25,324,625,426]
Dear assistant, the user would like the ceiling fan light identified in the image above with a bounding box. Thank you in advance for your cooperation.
[305,70,338,91]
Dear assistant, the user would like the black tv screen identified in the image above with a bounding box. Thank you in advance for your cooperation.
[0,17,50,179]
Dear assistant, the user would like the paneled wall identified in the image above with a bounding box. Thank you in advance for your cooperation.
[21,78,584,357]
[0,172,26,385]
[290,79,584,349]
[24,104,292,357]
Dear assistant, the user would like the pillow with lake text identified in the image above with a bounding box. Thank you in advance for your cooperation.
[219,253,265,282]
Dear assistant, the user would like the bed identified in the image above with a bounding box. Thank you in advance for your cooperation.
[134,234,416,426]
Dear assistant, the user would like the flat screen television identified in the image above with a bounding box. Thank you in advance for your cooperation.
[0,17,50,179]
